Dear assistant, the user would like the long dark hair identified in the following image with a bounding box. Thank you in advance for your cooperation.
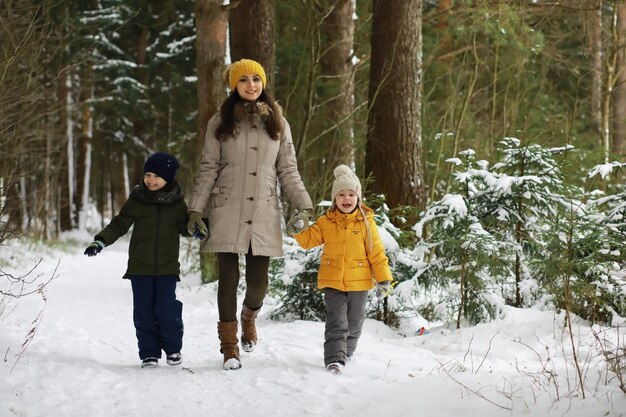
[214,90,282,141]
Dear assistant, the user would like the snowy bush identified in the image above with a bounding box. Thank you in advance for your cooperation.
[412,138,626,327]
[269,237,325,321]
[413,149,514,326]
[268,140,626,329]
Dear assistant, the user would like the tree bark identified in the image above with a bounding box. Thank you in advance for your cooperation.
[195,0,228,284]
[613,2,626,155]
[589,0,603,144]
[58,71,73,232]
[195,0,228,145]
[319,0,356,172]
[365,0,425,209]
[228,0,275,95]
[76,57,93,231]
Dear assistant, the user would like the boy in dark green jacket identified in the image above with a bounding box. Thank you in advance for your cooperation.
[84,152,191,368]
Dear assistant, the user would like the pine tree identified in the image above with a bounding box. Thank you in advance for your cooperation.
[415,149,510,327]
[269,242,325,321]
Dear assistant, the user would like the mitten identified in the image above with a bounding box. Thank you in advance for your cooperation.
[286,209,311,235]
[84,240,105,257]
[375,280,392,299]
[187,211,208,240]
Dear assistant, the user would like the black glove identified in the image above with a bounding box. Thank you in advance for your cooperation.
[84,240,105,257]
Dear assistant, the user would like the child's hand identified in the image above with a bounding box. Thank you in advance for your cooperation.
[188,211,208,239]
[193,224,208,240]
[84,241,104,257]
[286,209,311,234]
[375,280,392,299]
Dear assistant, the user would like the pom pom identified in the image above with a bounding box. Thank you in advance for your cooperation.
[334,164,353,179]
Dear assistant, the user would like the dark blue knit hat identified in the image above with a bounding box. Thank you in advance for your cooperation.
[143,152,180,183]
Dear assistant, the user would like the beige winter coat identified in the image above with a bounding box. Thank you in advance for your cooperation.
[188,103,312,256]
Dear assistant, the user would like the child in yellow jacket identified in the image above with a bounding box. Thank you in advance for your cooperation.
[291,165,393,375]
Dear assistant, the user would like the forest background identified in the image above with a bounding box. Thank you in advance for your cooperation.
[2,0,626,359]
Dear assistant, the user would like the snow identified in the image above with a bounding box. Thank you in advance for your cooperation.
[589,162,624,180]
[1,238,625,417]
[442,194,468,218]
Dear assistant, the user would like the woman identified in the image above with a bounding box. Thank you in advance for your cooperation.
[187,59,313,370]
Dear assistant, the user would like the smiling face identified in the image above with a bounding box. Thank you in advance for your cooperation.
[143,172,167,191]
[335,189,359,213]
[235,72,263,102]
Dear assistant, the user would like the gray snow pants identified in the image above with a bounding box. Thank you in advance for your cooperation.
[323,288,368,366]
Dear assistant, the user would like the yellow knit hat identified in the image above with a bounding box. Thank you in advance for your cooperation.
[228,59,267,91]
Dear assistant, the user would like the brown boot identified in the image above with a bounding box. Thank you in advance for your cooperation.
[217,321,241,370]
[241,304,261,352]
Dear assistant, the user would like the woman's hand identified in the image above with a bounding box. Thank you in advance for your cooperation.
[286,209,311,235]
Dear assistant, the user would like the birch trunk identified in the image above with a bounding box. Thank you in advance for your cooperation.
[612,2,626,155]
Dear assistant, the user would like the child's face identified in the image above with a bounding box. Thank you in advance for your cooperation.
[335,189,358,213]
[143,172,167,191]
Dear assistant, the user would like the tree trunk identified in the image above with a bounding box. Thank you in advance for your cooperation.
[603,3,619,161]
[195,0,228,283]
[66,71,77,229]
[58,71,73,232]
[228,0,275,94]
[77,58,94,231]
[319,0,355,174]
[589,0,603,144]
[195,0,228,145]
[365,0,425,209]
[613,2,626,155]
[132,24,151,184]
[44,105,53,240]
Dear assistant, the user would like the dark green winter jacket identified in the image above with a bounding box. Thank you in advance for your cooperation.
[95,180,190,279]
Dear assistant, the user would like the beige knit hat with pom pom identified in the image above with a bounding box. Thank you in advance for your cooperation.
[330,164,373,251]
[331,164,362,206]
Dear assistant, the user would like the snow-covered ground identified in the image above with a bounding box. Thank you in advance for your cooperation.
[1,236,624,417]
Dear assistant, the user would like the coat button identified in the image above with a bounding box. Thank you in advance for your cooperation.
[249,172,257,176]
[250,146,258,151]
[247,197,254,201]
[245,220,252,225]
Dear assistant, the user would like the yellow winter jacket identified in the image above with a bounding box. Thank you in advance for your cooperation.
[293,204,393,291]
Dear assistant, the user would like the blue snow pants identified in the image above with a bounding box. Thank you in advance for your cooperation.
[130,275,183,360]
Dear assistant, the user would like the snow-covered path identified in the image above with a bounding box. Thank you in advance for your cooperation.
[1,239,624,417]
